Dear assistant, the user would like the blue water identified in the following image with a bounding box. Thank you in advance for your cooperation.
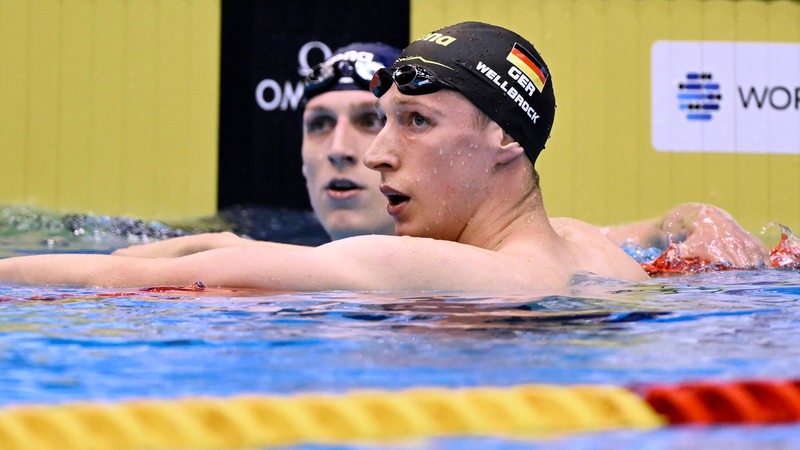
[1,206,799,449]
[2,271,798,406]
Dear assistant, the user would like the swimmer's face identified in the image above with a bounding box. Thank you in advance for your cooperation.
[364,86,498,241]
[302,90,396,240]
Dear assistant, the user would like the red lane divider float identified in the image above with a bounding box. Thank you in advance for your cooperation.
[637,378,800,425]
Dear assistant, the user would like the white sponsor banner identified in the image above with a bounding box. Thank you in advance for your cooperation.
[652,41,800,154]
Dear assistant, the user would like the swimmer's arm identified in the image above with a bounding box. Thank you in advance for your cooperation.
[600,203,735,245]
[0,235,512,290]
[0,253,174,287]
[166,235,488,291]
[233,234,607,290]
[599,203,717,248]
[599,218,666,249]
[601,203,769,267]
[112,232,287,258]
[0,233,591,290]
[0,242,317,288]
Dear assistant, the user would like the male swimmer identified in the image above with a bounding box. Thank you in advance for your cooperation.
[0,23,769,288]
[113,40,767,270]
[113,42,401,258]
[0,22,649,289]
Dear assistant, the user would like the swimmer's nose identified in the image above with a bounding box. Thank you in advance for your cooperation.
[327,153,358,170]
[327,119,361,170]
[363,136,397,172]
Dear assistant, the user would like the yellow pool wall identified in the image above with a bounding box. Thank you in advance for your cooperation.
[1,0,798,234]
[0,0,220,221]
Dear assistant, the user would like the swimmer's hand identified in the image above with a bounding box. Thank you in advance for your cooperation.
[112,232,250,258]
[663,204,769,268]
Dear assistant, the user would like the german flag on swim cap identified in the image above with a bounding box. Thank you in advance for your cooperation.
[506,43,548,93]
[394,22,556,164]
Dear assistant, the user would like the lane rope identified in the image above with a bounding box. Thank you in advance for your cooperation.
[0,378,798,449]
[0,384,660,449]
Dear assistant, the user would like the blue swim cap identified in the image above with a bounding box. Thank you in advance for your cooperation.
[304,42,401,101]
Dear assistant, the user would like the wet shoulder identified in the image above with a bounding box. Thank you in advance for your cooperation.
[550,217,609,243]
[550,217,648,281]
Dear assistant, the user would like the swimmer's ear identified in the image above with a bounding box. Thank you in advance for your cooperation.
[495,128,525,165]
[484,121,524,164]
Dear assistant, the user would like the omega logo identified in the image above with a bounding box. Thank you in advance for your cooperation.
[255,41,331,112]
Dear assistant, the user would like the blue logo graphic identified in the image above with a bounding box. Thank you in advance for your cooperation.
[677,72,722,121]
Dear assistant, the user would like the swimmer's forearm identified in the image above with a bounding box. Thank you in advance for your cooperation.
[0,254,165,287]
[0,254,88,286]
[113,232,247,257]
[113,232,300,258]
[0,243,318,288]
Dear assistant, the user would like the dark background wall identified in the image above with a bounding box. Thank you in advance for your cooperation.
[218,1,410,211]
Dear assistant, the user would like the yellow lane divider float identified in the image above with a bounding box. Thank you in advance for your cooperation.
[0,384,663,450]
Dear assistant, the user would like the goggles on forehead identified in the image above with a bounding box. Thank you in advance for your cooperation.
[370,65,456,98]
[304,59,378,98]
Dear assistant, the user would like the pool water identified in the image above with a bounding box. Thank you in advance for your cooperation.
[0,206,799,449]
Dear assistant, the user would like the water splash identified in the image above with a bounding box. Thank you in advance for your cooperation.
[620,241,663,264]
[641,241,731,276]
[764,223,800,269]
[641,223,800,276]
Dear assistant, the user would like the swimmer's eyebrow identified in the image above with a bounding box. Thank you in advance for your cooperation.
[303,105,334,115]
[383,95,445,115]
[349,100,381,112]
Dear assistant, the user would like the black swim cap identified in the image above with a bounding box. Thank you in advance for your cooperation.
[304,42,401,101]
[392,22,556,164]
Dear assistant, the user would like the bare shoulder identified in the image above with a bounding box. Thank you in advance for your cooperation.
[550,217,649,281]
[550,217,611,242]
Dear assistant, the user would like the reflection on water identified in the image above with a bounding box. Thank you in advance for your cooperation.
[0,269,798,408]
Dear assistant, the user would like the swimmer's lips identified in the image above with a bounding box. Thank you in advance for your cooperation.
[386,193,409,206]
[325,178,365,200]
[380,185,410,216]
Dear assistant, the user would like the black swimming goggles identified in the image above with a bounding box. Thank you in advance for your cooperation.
[369,65,456,98]
[304,59,377,98]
